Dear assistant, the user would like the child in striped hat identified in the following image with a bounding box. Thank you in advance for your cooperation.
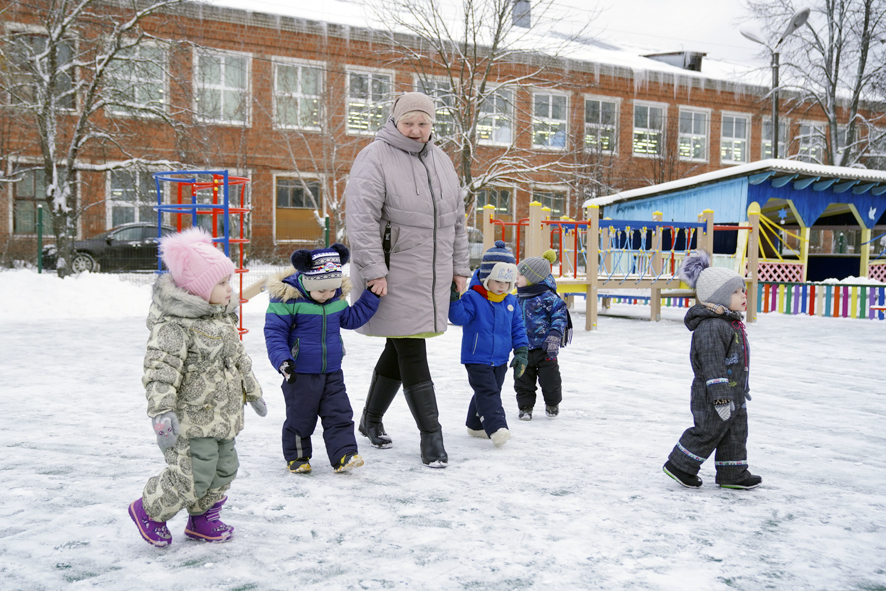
[264,244,381,475]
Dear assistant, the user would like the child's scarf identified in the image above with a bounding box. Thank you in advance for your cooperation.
[472,284,507,303]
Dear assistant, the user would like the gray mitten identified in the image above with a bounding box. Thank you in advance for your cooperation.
[543,331,561,359]
[249,397,268,417]
[151,411,180,450]
[713,399,735,422]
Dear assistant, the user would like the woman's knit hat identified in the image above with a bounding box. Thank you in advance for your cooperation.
[679,251,745,308]
[391,92,437,124]
[291,243,349,292]
[159,227,235,301]
[478,240,516,282]
[518,249,558,285]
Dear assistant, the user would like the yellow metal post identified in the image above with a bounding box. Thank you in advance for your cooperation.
[482,204,496,252]
[746,203,760,323]
[586,205,600,331]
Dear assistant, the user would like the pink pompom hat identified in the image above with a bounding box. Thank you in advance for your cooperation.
[159,227,235,301]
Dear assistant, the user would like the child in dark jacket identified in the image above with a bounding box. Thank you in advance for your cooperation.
[514,250,569,420]
[449,241,529,447]
[663,251,762,490]
[264,244,380,474]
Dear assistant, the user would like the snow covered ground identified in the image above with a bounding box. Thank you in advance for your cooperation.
[1,269,885,591]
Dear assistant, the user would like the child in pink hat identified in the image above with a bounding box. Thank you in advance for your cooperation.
[129,227,267,547]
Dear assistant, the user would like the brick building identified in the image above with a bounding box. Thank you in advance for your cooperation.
[3,0,883,266]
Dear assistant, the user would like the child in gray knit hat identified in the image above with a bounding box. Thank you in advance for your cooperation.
[514,249,570,420]
[663,251,762,490]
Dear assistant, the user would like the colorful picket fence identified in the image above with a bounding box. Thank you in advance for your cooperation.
[757,282,886,320]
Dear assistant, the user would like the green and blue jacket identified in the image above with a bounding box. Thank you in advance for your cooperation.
[264,269,379,375]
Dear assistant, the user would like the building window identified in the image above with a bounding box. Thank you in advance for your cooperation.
[532,92,567,149]
[533,190,566,218]
[584,98,617,152]
[867,127,886,170]
[633,104,664,156]
[194,51,249,124]
[276,178,321,209]
[477,89,513,146]
[108,170,156,227]
[678,108,708,161]
[347,71,391,134]
[417,78,456,138]
[273,62,321,129]
[762,119,788,159]
[13,167,56,235]
[106,44,166,116]
[476,188,511,216]
[796,122,826,163]
[8,34,75,109]
[721,114,749,163]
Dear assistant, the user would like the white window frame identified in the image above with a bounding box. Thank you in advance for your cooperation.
[532,185,570,219]
[272,57,324,130]
[762,117,789,159]
[192,48,252,126]
[796,121,826,164]
[7,158,79,237]
[632,101,667,158]
[272,172,326,244]
[105,41,168,118]
[477,86,514,147]
[415,75,457,139]
[677,106,710,163]
[583,94,619,154]
[5,22,77,112]
[720,112,751,165]
[345,67,395,136]
[532,90,569,151]
[105,167,164,229]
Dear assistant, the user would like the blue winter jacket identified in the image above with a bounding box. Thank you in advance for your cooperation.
[449,285,529,366]
[264,270,379,374]
[516,274,569,349]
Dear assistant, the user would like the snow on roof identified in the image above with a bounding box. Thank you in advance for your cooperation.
[583,159,886,209]
[198,0,763,86]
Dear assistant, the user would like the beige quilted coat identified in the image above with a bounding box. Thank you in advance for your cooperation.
[142,274,262,440]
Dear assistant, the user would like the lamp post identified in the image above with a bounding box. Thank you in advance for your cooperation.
[741,7,811,160]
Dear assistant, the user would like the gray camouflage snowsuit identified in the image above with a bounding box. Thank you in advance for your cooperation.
[667,303,753,485]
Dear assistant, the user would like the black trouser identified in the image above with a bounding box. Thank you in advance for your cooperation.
[514,348,562,409]
[374,338,432,387]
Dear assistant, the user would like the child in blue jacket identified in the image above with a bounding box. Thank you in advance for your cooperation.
[264,244,379,474]
[515,250,569,420]
[449,241,529,447]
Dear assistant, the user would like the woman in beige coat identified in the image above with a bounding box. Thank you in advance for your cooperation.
[346,92,471,468]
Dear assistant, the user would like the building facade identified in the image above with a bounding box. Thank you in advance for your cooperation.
[3,0,883,266]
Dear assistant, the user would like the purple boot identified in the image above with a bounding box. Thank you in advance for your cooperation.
[129,498,172,547]
[184,497,234,543]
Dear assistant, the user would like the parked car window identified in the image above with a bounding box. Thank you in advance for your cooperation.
[113,227,143,241]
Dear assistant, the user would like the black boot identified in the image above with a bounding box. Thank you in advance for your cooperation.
[403,381,448,468]
[359,371,400,449]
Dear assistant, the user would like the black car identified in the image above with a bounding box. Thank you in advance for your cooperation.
[42,222,176,273]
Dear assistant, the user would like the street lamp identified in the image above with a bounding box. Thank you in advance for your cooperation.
[741,7,811,159]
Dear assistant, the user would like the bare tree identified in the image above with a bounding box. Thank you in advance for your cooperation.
[368,0,605,214]
[0,0,185,275]
[745,0,886,167]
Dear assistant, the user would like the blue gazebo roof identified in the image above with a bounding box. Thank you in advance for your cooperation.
[583,159,886,228]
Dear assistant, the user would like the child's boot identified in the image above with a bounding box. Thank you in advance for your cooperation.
[719,473,762,490]
[128,498,172,547]
[490,428,511,447]
[287,458,311,473]
[334,453,364,473]
[545,404,559,418]
[663,461,702,488]
[518,407,533,421]
[185,497,234,543]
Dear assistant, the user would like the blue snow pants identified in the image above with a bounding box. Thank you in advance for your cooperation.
[464,364,509,437]
[281,370,358,467]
